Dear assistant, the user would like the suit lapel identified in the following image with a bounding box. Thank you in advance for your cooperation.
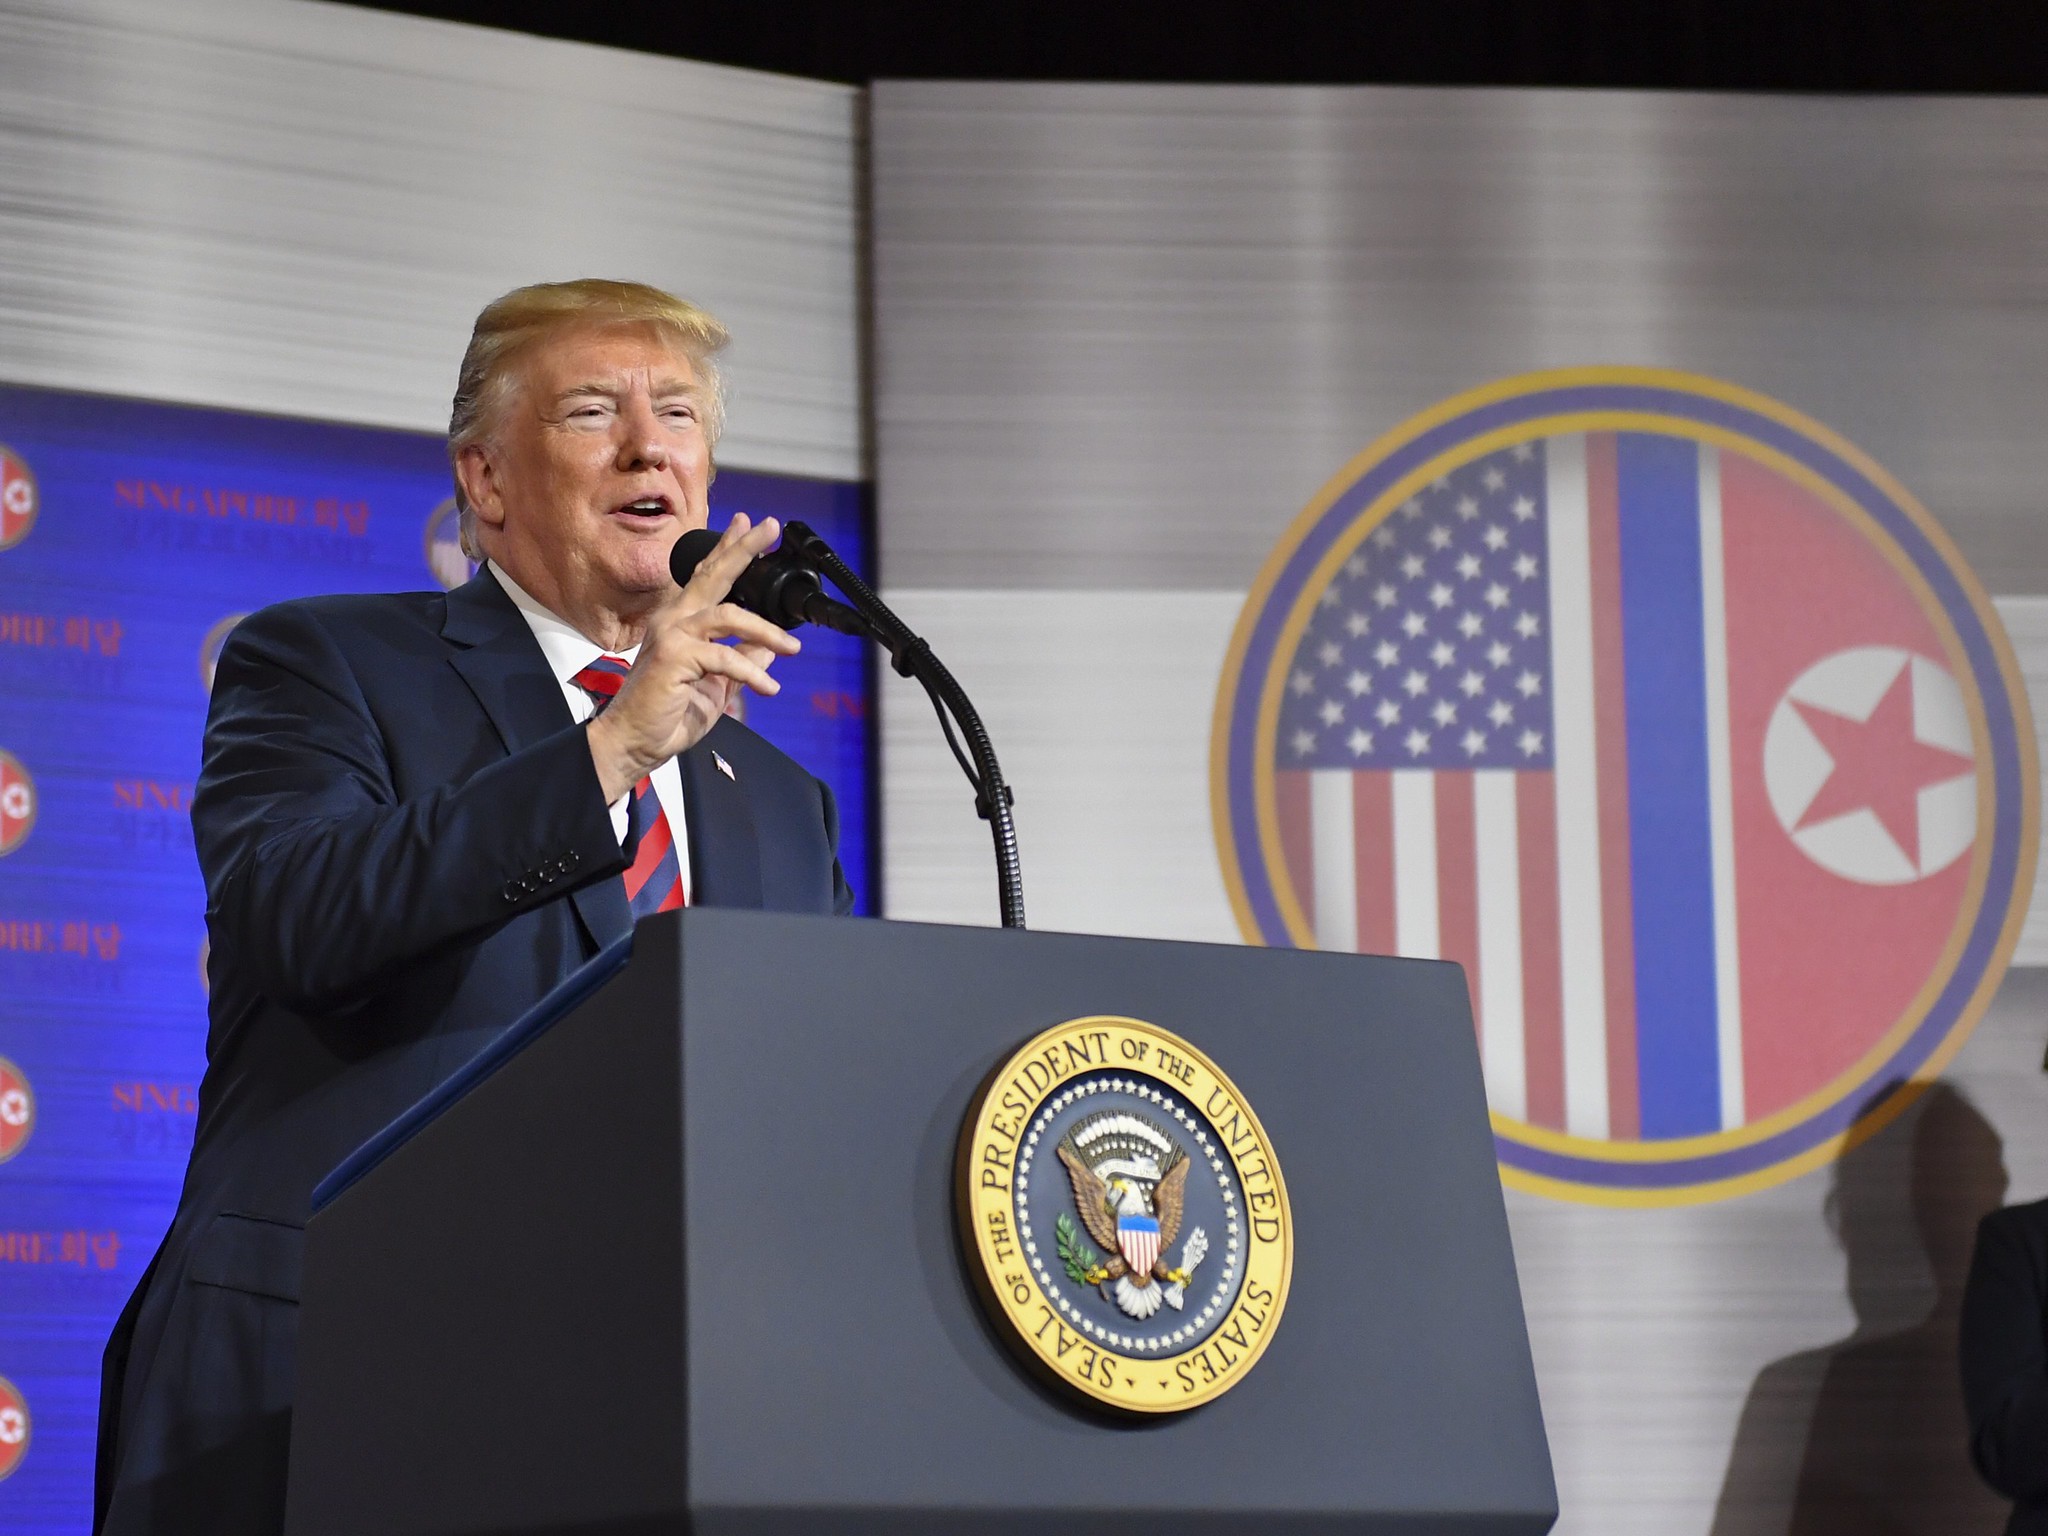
[680,719,763,910]
[442,573,633,951]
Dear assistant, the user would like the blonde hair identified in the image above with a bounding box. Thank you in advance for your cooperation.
[447,279,731,559]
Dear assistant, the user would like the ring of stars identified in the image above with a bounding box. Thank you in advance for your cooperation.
[1014,1074,1245,1356]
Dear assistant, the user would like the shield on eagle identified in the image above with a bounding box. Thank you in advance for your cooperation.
[1117,1211,1161,1278]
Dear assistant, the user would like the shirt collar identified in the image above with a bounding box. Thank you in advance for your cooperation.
[487,563,641,684]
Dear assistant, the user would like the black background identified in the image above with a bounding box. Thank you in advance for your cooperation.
[346,0,2047,93]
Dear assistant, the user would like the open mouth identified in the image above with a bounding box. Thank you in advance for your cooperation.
[611,495,673,526]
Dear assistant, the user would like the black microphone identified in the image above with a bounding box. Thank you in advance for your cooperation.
[680,520,1025,928]
[669,527,872,638]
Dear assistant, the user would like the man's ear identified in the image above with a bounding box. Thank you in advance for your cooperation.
[454,442,507,533]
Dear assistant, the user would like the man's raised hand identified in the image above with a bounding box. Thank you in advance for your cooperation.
[585,513,799,803]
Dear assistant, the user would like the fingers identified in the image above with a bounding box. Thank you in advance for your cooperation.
[679,513,782,608]
[690,639,781,697]
[633,603,795,718]
[590,538,805,785]
[685,602,800,655]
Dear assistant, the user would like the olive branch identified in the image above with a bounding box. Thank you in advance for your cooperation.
[1055,1211,1101,1285]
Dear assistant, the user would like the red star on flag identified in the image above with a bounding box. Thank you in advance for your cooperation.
[1792,665,1972,863]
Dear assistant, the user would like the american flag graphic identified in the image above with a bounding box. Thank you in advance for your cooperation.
[1271,431,1980,1146]
[1277,445,1555,776]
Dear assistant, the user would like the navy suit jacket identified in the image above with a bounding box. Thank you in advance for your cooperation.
[1963,1198,2048,1534]
[95,572,850,1535]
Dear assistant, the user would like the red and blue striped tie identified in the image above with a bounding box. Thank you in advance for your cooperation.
[572,656,686,916]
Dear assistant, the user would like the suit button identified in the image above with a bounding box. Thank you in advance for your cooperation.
[502,883,521,903]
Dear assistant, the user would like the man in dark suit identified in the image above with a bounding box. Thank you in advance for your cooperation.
[94,279,851,1534]
[1963,1195,2048,1533]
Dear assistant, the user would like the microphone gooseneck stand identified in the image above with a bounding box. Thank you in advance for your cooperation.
[777,522,1025,931]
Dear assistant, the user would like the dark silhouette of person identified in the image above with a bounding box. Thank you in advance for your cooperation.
[1961,1188,2048,1531]
[1712,1082,2010,1535]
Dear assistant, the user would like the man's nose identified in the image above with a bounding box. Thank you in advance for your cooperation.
[615,398,668,470]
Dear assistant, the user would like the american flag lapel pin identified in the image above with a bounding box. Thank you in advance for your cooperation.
[712,750,736,782]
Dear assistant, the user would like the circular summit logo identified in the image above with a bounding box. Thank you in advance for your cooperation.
[0,1375,27,1482]
[959,1016,1291,1413]
[199,613,250,693]
[0,444,37,551]
[0,1058,32,1163]
[0,751,35,857]
[423,498,476,591]
[1214,368,2038,1207]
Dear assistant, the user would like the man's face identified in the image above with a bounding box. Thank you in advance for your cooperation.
[464,321,712,620]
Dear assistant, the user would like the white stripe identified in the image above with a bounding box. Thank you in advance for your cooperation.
[1697,446,1746,1130]
[1309,768,1358,952]
[1392,770,1439,959]
[1545,434,1611,1140]
[1473,770,1528,1121]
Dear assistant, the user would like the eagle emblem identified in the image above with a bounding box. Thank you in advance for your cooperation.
[1055,1109,1210,1320]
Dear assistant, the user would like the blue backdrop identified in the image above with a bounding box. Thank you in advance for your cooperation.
[0,381,874,1530]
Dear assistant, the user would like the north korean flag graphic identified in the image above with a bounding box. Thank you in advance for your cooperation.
[0,1059,34,1163]
[1221,371,2038,1202]
[0,751,35,856]
[0,444,36,550]
[1719,451,1974,1126]
[0,1376,27,1483]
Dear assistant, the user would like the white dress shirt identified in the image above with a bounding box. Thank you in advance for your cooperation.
[490,564,692,904]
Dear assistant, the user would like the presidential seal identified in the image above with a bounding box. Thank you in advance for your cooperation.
[958,1016,1291,1414]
